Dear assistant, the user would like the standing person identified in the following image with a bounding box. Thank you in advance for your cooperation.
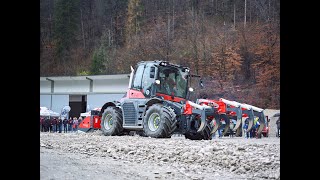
[218,126,222,138]
[68,117,73,132]
[243,118,249,138]
[276,116,280,137]
[52,117,57,133]
[250,126,255,138]
[63,118,68,133]
[49,117,53,132]
[45,117,50,132]
[73,117,79,132]
[78,116,82,124]
[55,118,59,133]
[250,119,256,139]
[255,119,261,138]
[40,117,44,132]
[58,118,63,133]
[250,117,258,138]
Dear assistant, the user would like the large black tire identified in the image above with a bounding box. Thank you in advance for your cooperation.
[184,122,213,140]
[143,104,177,138]
[100,107,123,136]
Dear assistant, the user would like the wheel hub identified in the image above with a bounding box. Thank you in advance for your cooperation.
[104,114,113,130]
[148,113,160,132]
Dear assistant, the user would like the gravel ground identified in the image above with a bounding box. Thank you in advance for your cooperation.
[40,128,280,180]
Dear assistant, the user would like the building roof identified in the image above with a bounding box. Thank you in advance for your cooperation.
[40,74,130,94]
[40,74,130,82]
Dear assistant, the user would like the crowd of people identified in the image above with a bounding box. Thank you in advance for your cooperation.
[212,120,236,138]
[41,114,280,138]
[40,116,83,133]
[242,117,260,138]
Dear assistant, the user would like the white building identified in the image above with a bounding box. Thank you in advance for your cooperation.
[40,74,130,118]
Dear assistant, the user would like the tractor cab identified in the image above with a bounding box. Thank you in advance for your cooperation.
[127,61,191,103]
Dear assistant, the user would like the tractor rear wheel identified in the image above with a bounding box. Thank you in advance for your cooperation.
[100,107,123,136]
[143,104,177,138]
[184,122,213,140]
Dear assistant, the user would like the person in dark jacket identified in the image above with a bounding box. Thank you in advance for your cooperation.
[244,118,249,138]
[50,118,54,132]
[58,118,63,133]
[63,118,68,133]
[40,117,44,132]
[52,117,57,133]
[44,117,50,132]
[276,117,280,137]
[68,117,73,132]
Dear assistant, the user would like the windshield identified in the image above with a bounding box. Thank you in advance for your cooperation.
[157,66,188,98]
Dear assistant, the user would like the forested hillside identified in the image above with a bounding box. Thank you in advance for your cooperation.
[40,0,280,108]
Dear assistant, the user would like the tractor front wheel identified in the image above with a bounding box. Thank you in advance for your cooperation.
[143,104,177,138]
[100,107,123,136]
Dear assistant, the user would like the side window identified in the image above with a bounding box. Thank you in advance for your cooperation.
[132,65,145,89]
[142,65,154,97]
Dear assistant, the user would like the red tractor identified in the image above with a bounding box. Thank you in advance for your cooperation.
[98,60,218,140]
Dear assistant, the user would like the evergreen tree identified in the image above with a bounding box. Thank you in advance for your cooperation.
[125,0,143,45]
[53,0,80,61]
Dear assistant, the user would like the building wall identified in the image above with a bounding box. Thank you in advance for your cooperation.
[40,94,69,114]
[40,95,51,108]
[55,80,90,93]
[93,79,128,93]
[87,94,125,110]
[40,81,51,93]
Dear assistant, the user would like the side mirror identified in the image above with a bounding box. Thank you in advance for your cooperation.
[150,67,155,78]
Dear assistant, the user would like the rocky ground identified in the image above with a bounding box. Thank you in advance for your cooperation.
[40,109,280,180]
[40,135,280,179]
